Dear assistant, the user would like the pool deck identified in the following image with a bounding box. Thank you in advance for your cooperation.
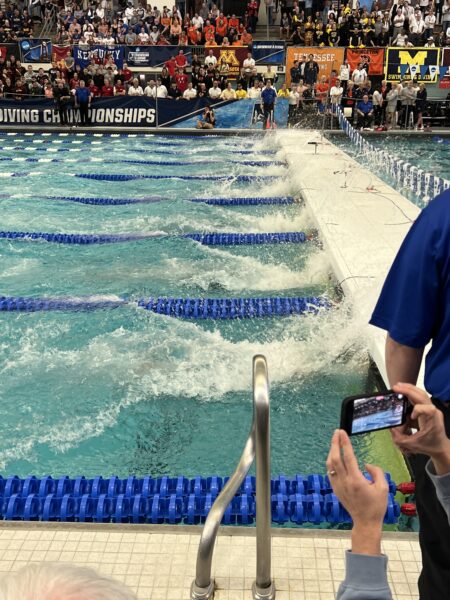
[278,129,424,388]
[0,522,419,600]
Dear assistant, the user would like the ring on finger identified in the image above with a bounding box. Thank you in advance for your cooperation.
[327,469,337,477]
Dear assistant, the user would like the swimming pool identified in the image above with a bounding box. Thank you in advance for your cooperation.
[0,133,382,485]
[329,133,450,205]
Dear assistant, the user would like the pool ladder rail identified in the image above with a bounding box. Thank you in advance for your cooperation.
[191,355,276,600]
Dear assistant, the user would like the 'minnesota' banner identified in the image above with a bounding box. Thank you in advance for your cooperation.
[345,48,385,76]
[210,46,249,79]
[385,47,441,83]
[285,47,345,86]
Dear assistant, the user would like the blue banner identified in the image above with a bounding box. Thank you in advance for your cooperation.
[251,41,285,65]
[19,39,52,63]
[73,45,124,69]
[124,45,191,68]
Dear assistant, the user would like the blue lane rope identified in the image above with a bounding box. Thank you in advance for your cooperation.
[0,231,155,244]
[0,473,399,524]
[138,296,330,319]
[0,295,329,318]
[190,196,295,206]
[0,157,284,168]
[0,231,307,245]
[37,196,166,205]
[74,174,278,182]
[185,232,306,244]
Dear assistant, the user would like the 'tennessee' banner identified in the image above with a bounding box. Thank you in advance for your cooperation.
[385,47,441,83]
[286,47,345,86]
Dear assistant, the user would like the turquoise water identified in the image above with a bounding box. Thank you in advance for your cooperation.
[329,133,450,205]
[0,133,374,480]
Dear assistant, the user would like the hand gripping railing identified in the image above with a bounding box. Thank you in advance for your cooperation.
[191,355,275,600]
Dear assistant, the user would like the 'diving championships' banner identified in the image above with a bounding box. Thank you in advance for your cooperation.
[0,96,239,128]
[385,47,441,83]
[285,47,345,86]
[251,41,285,65]
[345,48,385,76]
[73,45,124,69]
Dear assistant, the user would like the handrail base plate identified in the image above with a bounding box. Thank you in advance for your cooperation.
[252,580,276,600]
[190,579,215,600]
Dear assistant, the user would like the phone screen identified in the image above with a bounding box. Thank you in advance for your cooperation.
[350,392,406,435]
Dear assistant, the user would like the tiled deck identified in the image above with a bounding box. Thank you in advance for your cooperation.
[0,523,420,599]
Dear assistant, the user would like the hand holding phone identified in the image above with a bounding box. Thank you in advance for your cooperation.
[340,390,411,436]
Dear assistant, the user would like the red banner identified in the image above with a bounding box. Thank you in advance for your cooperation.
[439,48,450,89]
[211,46,249,79]
[0,43,20,61]
[345,48,385,76]
[52,45,73,68]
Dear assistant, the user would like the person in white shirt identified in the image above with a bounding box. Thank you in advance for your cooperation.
[204,50,217,68]
[155,78,168,98]
[339,60,350,93]
[424,10,436,37]
[247,82,261,99]
[192,13,204,29]
[138,27,150,43]
[243,52,256,73]
[208,81,222,99]
[352,63,367,85]
[424,35,435,45]
[392,8,405,37]
[128,79,144,96]
[393,31,413,45]
[330,80,343,106]
[144,80,157,97]
[149,26,160,43]
[183,82,197,99]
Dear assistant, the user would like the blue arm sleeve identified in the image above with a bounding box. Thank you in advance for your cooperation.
[370,210,440,348]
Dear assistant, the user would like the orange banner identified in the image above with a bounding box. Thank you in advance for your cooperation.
[346,48,385,76]
[286,47,345,86]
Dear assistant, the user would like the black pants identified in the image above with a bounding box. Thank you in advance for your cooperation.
[409,399,450,599]
[357,112,373,128]
[263,103,274,129]
[58,103,69,125]
[78,102,90,125]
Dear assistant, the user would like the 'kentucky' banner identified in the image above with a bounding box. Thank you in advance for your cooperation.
[0,96,239,128]
[124,45,191,68]
[20,39,52,63]
[385,47,441,83]
[73,45,124,69]
[251,41,285,65]
[345,47,385,75]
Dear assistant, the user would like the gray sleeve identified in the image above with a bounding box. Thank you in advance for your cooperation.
[425,459,450,523]
[337,551,393,600]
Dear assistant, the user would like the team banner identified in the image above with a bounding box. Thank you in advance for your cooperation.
[0,43,20,62]
[19,39,52,63]
[52,45,73,68]
[251,41,285,65]
[385,47,441,83]
[285,47,345,86]
[210,46,249,79]
[0,96,238,128]
[73,45,124,69]
[345,48,385,75]
[124,45,191,67]
[439,48,450,89]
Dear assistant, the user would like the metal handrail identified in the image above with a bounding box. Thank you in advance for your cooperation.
[191,355,275,600]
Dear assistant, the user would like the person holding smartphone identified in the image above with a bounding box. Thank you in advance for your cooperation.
[328,382,450,600]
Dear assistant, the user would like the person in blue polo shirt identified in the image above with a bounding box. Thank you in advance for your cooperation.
[74,80,92,126]
[355,93,374,130]
[261,80,277,130]
[370,188,450,599]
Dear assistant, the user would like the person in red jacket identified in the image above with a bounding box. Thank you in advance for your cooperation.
[174,68,188,93]
[174,49,188,69]
[121,63,133,83]
[87,78,101,98]
[101,78,114,97]
[165,56,177,77]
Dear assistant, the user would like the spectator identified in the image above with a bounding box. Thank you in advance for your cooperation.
[74,79,91,126]
[277,83,289,98]
[183,82,197,99]
[113,79,126,96]
[156,78,168,98]
[415,82,427,130]
[167,81,182,99]
[144,79,157,98]
[356,94,374,129]
[0,562,136,599]
[128,78,144,96]
[330,79,343,109]
[303,54,319,86]
[204,50,217,69]
[53,81,72,125]
[236,83,248,99]
[220,82,236,100]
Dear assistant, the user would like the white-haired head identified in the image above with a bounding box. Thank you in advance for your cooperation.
[0,563,137,600]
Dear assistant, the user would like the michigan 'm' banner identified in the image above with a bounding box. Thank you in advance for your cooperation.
[385,47,441,83]
[286,47,345,86]
[346,48,385,76]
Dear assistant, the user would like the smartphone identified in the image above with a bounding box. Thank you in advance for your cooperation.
[340,391,411,436]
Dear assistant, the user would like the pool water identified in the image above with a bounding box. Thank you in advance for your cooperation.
[329,133,450,205]
[0,133,378,482]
